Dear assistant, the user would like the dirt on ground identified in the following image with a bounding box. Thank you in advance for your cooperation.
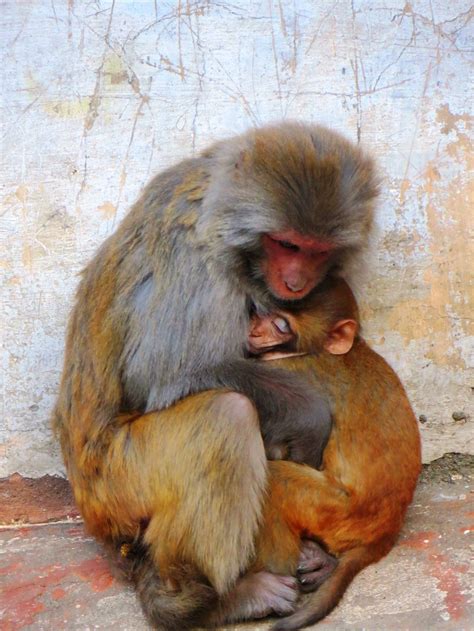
[0,472,79,525]
[419,452,474,484]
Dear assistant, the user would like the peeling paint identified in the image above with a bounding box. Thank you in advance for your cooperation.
[0,0,473,476]
[43,98,92,119]
[437,103,472,135]
[97,201,117,218]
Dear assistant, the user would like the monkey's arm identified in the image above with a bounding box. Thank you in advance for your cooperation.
[186,360,333,470]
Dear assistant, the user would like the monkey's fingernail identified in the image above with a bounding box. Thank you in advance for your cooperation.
[297,564,309,573]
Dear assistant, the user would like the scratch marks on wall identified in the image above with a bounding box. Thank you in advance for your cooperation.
[1,0,472,475]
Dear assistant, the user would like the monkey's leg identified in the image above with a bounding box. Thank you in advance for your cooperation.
[252,461,390,631]
[86,391,268,629]
[252,461,347,574]
[271,544,386,631]
[203,460,345,626]
[144,391,268,593]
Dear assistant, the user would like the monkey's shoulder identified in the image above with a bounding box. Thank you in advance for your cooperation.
[347,339,409,391]
[281,339,411,401]
[136,157,212,227]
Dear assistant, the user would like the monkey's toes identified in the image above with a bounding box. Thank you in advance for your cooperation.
[297,539,338,593]
[298,538,323,562]
[250,571,298,618]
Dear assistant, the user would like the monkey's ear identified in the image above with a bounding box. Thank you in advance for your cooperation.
[324,319,357,355]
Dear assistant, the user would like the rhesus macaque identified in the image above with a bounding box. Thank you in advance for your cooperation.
[223,277,420,631]
[52,122,378,629]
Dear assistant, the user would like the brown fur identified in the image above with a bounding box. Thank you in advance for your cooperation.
[52,123,379,629]
[249,279,421,630]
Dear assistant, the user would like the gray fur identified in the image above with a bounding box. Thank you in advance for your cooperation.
[108,122,377,417]
[60,121,378,465]
[53,121,379,630]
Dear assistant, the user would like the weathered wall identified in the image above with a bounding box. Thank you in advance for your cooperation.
[1,0,472,476]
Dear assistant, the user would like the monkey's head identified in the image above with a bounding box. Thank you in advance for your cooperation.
[201,122,379,304]
[248,277,360,357]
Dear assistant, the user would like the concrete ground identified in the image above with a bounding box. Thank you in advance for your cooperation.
[1,457,473,631]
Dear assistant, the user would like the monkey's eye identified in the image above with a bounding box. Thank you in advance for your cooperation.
[277,240,300,252]
[273,317,291,334]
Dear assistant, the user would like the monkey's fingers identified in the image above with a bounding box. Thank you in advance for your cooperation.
[216,571,298,624]
[249,572,298,618]
[297,539,338,593]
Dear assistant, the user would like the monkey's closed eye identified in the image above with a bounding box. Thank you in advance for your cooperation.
[272,237,300,252]
[273,317,291,334]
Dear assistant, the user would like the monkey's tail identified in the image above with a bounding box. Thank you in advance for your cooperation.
[117,541,218,630]
[271,546,374,631]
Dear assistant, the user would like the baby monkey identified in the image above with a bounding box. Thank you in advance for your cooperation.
[248,277,356,464]
[248,278,357,360]
[233,276,422,631]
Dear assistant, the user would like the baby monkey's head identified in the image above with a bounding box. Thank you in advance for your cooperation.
[249,277,360,358]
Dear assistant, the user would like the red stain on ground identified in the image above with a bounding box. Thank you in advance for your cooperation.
[67,526,87,536]
[73,556,114,592]
[0,560,22,575]
[17,527,32,537]
[428,554,469,621]
[400,530,439,549]
[52,587,66,599]
[437,499,466,512]
[0,555,115,628]
[401,529,468,621]
[0,582,45,629]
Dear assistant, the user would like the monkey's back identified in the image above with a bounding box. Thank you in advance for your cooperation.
[277,339,421,552]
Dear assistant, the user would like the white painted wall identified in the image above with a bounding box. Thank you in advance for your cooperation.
[1,0,472,476]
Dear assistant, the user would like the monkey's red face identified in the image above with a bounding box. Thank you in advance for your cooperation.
[261,231,333,301]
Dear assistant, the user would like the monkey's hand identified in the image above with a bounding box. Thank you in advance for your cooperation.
[187,360,332,471]
[297,539,338,592]
[260,390,332,470]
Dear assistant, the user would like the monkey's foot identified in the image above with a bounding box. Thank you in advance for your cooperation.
[247,572,298,618]
[297,539,338,593]
[218,571,298,623]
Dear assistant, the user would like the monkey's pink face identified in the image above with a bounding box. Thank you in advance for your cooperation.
[261,231,333,301]
[248,312,293,355]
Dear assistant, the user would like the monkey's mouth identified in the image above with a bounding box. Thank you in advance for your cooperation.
[247,339,297,357]
[284,287,310,299]
[247,340,279,355]
[260,351,308,361]
[271,286,313,301]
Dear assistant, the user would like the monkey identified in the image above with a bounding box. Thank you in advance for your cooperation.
[140,276,419,629]
[52,122,379,629]
[214,276,420,630]
[247,308,331,464]
[118,277,420,629]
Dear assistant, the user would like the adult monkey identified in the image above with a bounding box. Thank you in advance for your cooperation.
[52,122,378,628]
